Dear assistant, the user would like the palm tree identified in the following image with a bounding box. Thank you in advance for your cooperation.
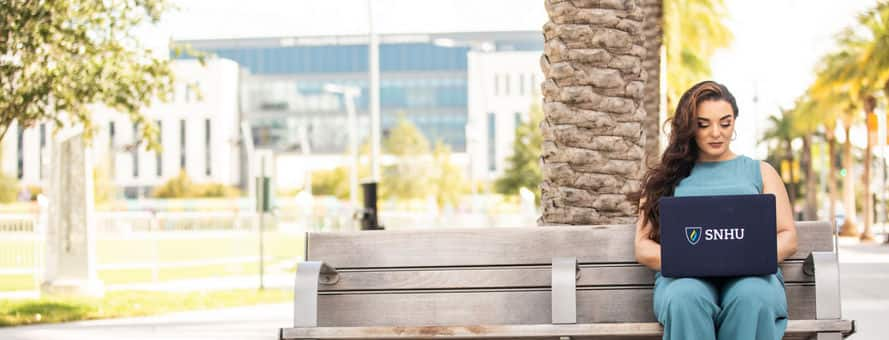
[663,0,733,110]
[638,0,732,187]
[838,105,861,237]
[789,97,824,221]
[761,112,798,208]
[642,0,663,169]
[862,95,877,241]
[824,118,840,231]
[812,47,866,238]
[541,0,646,225]
[853,2,889,241]
[812,2,889,240]
[806,84,853,233]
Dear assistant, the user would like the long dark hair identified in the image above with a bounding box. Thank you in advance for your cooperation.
[628,80,739,241]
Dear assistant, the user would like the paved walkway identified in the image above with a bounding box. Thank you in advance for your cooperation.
[0,303,291,340]
[837,240,889,340]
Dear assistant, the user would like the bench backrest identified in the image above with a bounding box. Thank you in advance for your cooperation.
[305,221,832,327]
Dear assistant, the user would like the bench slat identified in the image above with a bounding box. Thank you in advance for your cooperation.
[308,222,832,268]
[318,261,812,292]
[282,320,853,340]
[315,285,815,326]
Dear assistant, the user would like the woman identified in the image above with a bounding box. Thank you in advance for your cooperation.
[630,80,798,340]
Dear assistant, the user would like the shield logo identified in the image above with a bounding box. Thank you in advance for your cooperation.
[685,227,702,245]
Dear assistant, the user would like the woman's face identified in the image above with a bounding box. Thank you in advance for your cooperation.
[694,99,735,160]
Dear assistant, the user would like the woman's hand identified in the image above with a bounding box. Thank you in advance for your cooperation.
[761,162,799,262]
[634,201,662,271]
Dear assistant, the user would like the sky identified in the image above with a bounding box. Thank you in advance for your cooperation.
[709,0,876,157]
[146,0,880,158]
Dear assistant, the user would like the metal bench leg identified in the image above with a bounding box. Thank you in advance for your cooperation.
[816,332,842,340]
[552,257,579,324]
[804,252,842,320]
[293,261,338,327]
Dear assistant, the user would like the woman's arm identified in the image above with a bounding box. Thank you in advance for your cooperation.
[761,161,799,262]
[634,200,662,271]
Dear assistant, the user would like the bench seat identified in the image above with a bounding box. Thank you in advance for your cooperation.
[282,320,854,339]
[281,221,854,340]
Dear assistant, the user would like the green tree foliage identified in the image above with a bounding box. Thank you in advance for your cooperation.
[152,170,193,199]
[93,164,114,204]
[664,0,733,108]
[495,103,543,204]
[151,170,239,198]
[761,111,799,204]
[380,114,430,200]
[0,0,188,149]
[311,114,469,204]
[430,141,466,208]
[0,172,18,203]
[311,167,350,199]
[199,183,241,198]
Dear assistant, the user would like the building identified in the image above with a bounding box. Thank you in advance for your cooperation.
[467,50,543,182]
[2,59,241,198]
[179,31,543,185]
[2,30,545,198]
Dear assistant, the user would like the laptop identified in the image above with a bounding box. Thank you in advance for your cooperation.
[658,194,777,278]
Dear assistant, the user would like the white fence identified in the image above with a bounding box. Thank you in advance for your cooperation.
[1,208,539,294]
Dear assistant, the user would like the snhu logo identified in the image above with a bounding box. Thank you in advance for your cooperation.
[685,227,702,245]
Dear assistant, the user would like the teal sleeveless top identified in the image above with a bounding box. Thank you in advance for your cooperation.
[674,155,763,197]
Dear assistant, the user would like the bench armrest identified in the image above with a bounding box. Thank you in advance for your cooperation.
[294,261,339,327]
[552,257,579,324]
[803,252,841,320]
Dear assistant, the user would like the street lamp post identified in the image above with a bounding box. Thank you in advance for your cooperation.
[367,0,380,183]
[324,84,361,210]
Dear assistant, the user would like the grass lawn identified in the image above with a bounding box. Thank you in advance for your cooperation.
[0,275,34,291]
[0,288,293,327]
[1,261,294,291]
[1,231,304,291]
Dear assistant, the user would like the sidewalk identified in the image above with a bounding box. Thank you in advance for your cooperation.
[0,273,295,300]
[838,241,889,340]
[0,303,291,340]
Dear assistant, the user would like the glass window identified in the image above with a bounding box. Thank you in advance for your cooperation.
[132,123,139,179]
[504,74,511,96]
[109,121,115,149]
[156,120,163,177]
[487,112,496,171]
[493,74,500,96]
[180,119,187,170]
[519,74,527,96]
[39,123,45,179]
[205,119,212,176]
[16,124,23,179]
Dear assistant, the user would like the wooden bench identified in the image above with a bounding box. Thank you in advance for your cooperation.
[281,221,854,339]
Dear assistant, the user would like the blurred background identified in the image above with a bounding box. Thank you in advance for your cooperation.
[0,0,887,339]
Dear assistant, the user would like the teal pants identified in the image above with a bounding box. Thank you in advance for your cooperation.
[653,270,788,340]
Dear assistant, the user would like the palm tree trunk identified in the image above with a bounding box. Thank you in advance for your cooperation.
[827,129,838,232]
[541,0,646,225]
[802,134,817,220]
[861,97,877,241]
[839,123,859,236]
[785,140,797,214]
[862,115,876,241]
[884,81,889,244]
[642,0,663,170]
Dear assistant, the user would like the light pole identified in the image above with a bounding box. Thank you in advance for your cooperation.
[367,0,380,183]
[324,84,361,209]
